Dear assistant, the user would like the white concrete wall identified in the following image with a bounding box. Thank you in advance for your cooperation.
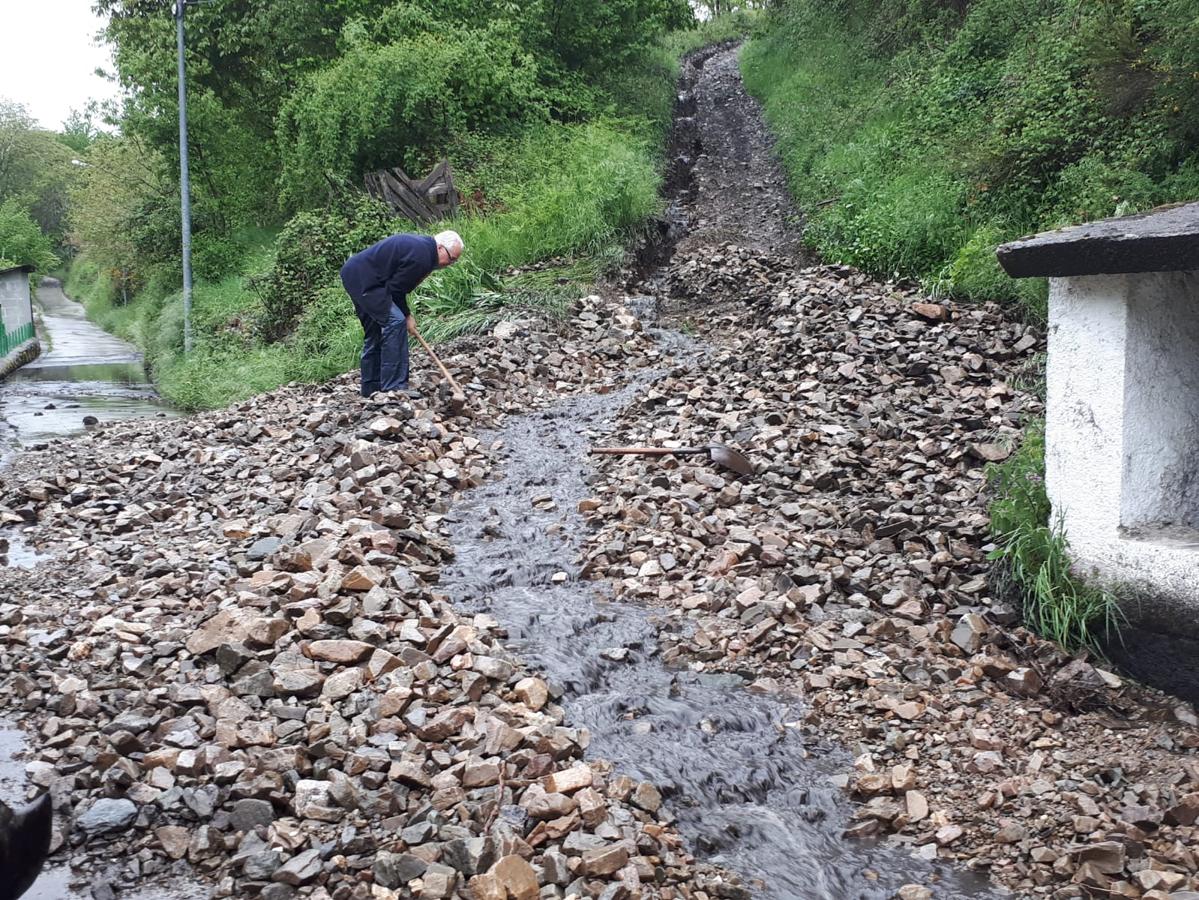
[1046,275,1128,539]
[0,269,34,332]
[1047,271,1199,611]
[1122,271,1199,529]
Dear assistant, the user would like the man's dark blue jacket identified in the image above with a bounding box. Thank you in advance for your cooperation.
[340,234,438,324]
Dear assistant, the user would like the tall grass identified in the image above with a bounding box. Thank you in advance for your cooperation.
[987,424,1122,654]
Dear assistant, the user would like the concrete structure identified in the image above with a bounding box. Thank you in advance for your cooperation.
[998,203,1199,697]
[0,265,40,378]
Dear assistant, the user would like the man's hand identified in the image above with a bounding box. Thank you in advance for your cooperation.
[407,315,419,336]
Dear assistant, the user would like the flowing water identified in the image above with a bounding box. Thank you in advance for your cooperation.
[440,306,1003,899]
[437,45,1006,898]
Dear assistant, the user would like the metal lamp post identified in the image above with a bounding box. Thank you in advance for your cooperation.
[175,0,194,353]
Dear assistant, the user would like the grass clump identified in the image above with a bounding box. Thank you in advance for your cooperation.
[987,423,1122,654]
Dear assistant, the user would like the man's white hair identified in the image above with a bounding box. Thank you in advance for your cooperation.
[435,230,464,258]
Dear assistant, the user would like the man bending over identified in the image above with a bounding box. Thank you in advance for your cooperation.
[340,230,463,397]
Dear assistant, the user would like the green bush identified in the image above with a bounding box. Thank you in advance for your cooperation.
[193,235,249,283]
[806,161,968,276]
[465,123,660,263]
[254,196,394,340]
[277,25,547,207]
[0,199,58,272]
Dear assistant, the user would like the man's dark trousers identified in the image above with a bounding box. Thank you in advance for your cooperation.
[353,296,409,397]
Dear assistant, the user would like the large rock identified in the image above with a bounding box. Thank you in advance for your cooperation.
[78,798,137,835]
[374,851,427,888]
[272,848,322,886]
[489,855,538,900]
[304,640,375,664]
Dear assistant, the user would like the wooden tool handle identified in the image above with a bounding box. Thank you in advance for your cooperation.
[414,331,463,395]
[590,447,704,456]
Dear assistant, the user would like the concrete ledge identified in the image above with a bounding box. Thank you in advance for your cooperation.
[1072,530,1199,634]
[997,202,1199,278]
[0,339,40,380]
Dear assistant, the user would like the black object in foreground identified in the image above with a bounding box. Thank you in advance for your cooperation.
[0,794,52,900]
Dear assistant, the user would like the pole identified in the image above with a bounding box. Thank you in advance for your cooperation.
[175,0,193,353]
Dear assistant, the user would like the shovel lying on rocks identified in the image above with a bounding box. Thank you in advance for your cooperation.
[590,443,754,476]
[413,331,467,415]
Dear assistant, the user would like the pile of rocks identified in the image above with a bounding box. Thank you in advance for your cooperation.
[584,244,1199,897]
[5,240,1199,899]
[0,298,728,899]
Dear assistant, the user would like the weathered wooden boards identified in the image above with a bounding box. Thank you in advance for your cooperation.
[364,160,460,224]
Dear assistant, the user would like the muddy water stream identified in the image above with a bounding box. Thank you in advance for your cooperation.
[441,312,1002,898]
[439,43,1004,899]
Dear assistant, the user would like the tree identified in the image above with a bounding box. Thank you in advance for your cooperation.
[67,134,171,298]
[93,0,397,226]
[0,200,58,271]
[59,105,103,154]
[0,98,83,245]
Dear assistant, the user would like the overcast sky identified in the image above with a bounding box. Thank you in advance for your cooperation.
[0,0,122,130]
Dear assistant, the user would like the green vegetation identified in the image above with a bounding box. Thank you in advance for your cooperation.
[742,0,1199,321]
[739,0,1187,649]
[0,99,83,274]
[56,0,710,409]
[68,120,664,409]
[0,100,83,253]
[987,425,1122,654]
[7,0,760,410]
[0,200,58,272]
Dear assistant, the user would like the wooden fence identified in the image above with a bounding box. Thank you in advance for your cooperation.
[364,160,459,224]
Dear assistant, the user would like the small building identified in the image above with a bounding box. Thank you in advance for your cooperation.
[998,202,1199,697]
[0,265,40,377]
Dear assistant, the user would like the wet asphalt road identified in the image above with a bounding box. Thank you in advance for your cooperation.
[0,278,173,451]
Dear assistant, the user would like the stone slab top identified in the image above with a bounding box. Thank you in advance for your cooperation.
[0,265,34,277]
[997,201,1199,278]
